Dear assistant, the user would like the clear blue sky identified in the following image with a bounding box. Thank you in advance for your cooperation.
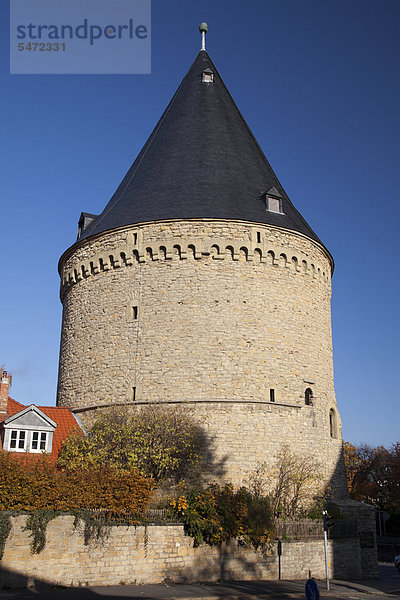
[1,0,399,448]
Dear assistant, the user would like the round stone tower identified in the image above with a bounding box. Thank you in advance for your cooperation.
[57,45,347,495]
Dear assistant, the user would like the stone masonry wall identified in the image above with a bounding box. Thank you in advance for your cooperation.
[1,516,361,589]
[331,499,379,578]
[57,219,346,494]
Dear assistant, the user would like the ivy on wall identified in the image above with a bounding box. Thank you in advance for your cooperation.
[24,510,58,554]
[0,513,11,559]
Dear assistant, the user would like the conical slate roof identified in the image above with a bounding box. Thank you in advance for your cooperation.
[78,50,322,245]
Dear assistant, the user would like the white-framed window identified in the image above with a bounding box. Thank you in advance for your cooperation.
[31,431,48,452]
[10,429,26,450]
[7,429,50,453]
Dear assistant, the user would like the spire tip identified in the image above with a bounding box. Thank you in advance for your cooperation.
[199,22,208,51]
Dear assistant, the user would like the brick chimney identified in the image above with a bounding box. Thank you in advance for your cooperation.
[0,371,11,417]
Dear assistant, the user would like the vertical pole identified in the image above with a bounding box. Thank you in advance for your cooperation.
[199,23,208,51]
[277,540,282,579]
[323,511,330,591]
[324,527,330,591]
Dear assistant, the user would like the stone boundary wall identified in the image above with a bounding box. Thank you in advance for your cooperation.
[331,499,379,579]
[1,516,362,589]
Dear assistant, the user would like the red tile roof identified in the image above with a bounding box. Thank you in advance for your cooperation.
[6,397,25,417]
[38,406,80,458]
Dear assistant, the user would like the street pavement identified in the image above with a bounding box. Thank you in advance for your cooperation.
[0,564,399,600]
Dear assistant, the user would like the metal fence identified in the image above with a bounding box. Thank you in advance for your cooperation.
[327,518,358,540]
[87,508,177,525]
[276,519,323,540]
[86,510,358,539]
[275,518,358,540]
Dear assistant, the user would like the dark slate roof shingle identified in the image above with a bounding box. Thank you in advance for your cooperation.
[77,51,324,247]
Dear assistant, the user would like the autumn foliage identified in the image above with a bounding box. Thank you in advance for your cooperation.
[0,451,154,513]
[343,442,366,494]
[57,405,204,482]
[170,484,274,550]
[344,441,400,534]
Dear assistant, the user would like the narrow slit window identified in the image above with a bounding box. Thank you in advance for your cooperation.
[329,409,337,438]
[133,233,137,245]
[305,388,313,406]
[257,231,261,244]
[132,306,138,320]
[270,389,275,403]
[132,387,136,401]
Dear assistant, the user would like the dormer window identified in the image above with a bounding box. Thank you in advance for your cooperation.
[77,214,84,239]
[202,68,214,83]
[266,196,283,214]
[77,212,98,240]
[2,405,56,454]
[264,186,284,215]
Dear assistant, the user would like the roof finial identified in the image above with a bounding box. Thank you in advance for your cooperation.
[199,22,208,51]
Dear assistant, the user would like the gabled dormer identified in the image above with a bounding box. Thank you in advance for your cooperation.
[202,67,214,83]
[2,405,57,453]
[264,186,284,215]
[77,212,99,240]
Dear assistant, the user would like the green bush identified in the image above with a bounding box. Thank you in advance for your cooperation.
[170,483,274,551]
[58,405,204,482]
